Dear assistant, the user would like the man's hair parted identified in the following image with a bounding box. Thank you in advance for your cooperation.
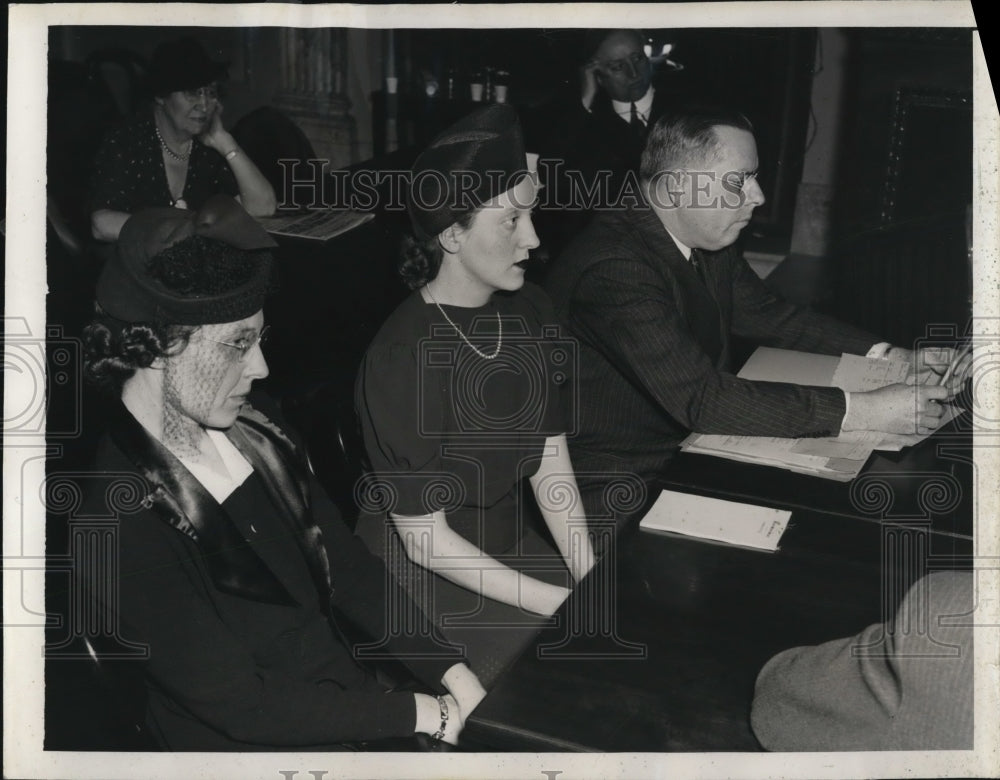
[640,106,754,182]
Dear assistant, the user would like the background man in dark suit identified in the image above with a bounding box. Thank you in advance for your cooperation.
[534,29,678,260]
[546,107,958,524]
[574,29,666,185]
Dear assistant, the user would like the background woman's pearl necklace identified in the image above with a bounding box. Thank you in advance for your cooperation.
[155,124,192,162]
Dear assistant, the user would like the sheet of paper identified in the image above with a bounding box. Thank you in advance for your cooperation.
[639,490,791,552]
[737,346,840,386]
[791,428,883,459]
[683,438,866,481]
[687,433,828,465]
[791,436,872,460]
[257,209,374,241]
[830,353,910,392]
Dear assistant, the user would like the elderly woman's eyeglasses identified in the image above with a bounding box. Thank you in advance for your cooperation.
[205,325,269,360]
[182,85,220,103]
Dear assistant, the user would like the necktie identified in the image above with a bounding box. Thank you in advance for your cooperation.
[630,102,647,145]
[689,248,724,359]
[690,248,707,283]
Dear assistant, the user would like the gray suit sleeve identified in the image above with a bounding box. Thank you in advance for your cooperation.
[750,571,974,751]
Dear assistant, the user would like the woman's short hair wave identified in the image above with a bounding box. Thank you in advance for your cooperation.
[83,311,195,395]
[398,211,476,290]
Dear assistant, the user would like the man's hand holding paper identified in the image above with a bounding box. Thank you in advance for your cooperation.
[841,383,951,435]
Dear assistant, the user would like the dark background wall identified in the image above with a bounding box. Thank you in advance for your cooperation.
[830,29,972,344]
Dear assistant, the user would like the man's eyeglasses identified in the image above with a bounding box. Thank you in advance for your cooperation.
[182,84,220,103]
[205,325,269,360]
[723,170,759,190]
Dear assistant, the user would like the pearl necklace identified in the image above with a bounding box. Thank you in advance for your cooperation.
[155,124,192,162]
[425,286,502,360]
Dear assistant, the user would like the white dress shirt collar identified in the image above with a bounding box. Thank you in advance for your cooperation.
[663,226,693,261]
[179,428,254,504]
[612,85,655,125]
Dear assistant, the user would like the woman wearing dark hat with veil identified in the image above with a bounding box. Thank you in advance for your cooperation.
[90,37,275,243]
[356,105,596,686]
[80,196,484,750]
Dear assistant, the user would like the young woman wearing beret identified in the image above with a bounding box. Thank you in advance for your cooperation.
[356,106,596,686]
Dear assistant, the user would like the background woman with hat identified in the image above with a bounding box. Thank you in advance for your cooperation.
[356,105,596,686]
[89,36,275,243]
[81,195,485,749]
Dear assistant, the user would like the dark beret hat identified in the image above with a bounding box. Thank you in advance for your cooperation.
[408,104,531,240]
[96,195,276,325]
[146,37,228,96]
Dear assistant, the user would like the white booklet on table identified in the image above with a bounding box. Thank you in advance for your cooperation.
[640,489,791,552]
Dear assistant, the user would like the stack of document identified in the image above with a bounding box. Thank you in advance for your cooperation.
[682,430,880,481]
[681,347,960,481]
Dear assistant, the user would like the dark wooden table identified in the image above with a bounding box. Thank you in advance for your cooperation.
[463,419,974,751]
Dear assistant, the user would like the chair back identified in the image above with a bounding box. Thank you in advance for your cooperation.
[281,376,369,530]
[233,106,318,209]
[85,47,149,116]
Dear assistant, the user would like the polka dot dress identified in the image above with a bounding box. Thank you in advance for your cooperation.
[90,111,238,214]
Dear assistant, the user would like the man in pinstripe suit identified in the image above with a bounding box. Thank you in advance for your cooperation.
[546,107,954,525]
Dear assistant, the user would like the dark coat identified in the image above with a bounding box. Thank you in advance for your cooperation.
[80,400,464,750]
[546,199,880,486]
[555,87,673,197]
[531,86,673,260]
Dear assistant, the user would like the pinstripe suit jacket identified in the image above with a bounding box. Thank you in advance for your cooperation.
[546,200,880,484]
